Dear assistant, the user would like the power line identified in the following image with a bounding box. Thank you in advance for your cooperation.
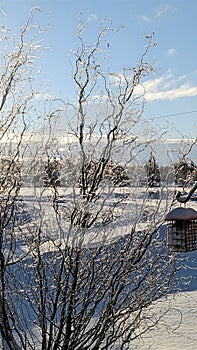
[154,110,197,119]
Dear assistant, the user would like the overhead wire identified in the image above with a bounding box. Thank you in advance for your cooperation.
[153,110,197,119]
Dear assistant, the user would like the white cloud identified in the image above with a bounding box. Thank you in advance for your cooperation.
[34,92,54,100]
[154,4,174,18]
[103,71,197,102]
[135,73,197,101]
[146,84,197,101]
[138,5,176,25]
[87,14,97,22]
[138,15,151,23]
[167,48,176,56]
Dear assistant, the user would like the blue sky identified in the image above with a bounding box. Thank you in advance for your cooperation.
[1,0,197,139]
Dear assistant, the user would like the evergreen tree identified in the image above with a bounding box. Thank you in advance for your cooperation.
[145,153,161,187]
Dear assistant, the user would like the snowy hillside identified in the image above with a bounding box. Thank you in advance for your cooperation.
[1,185,197,349]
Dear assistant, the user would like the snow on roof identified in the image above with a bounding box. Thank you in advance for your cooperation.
[165,207,197,221]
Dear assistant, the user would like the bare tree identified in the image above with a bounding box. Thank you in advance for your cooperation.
[0,7,50,349]
[0,14,189,350]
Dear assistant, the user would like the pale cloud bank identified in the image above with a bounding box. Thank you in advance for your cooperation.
[105,72,197,102]
[137,74,197,101]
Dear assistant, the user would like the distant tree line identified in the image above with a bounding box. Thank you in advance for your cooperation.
[0,155,196,189]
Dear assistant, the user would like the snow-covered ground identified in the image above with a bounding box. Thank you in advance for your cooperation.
[1,293,196,350]
[132,291,197,350]
[2,185,197,349]
[14,185,197,250]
